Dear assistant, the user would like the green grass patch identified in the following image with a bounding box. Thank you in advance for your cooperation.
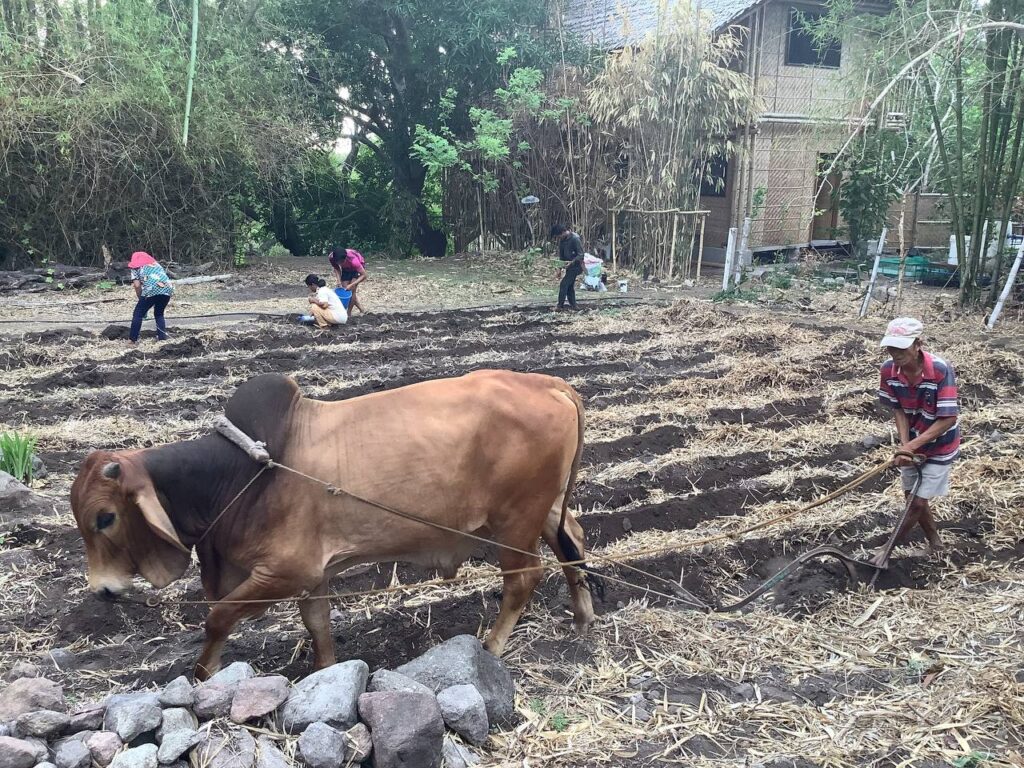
[0,431,37,483]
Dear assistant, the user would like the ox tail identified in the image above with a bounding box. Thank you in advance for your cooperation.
[556,386,606,602]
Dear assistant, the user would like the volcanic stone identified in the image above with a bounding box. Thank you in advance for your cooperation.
[68,706,105,733]
[3,663,41,683]
[394,635,514,725]
[297,722,346,768]
[193,728,257,768]
[0,736,39,768]
[192,683,235,720]
[441,737,480,768]
[436,685,488,745]
[15,708,70,739]
[343,724,372,764]
[86,731,124,767]
[367,669,434,697]
[357,691,444,768]
[208,663,256,687]
[157,678,193,708]
[281,660,369,733]
[254,737,289,768]
[229,676,290,724]
[109,744,157,768]
[156,729,200,765]
[156,709,196,742]
[0,677,65,720]
[103,693,162,742]
[54,738,92,768]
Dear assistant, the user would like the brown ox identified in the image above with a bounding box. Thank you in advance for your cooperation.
[70,371,597,679]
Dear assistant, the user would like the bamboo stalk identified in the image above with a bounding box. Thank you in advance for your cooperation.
[181,0,199,148]
[696,214,706,280]
[668,213,679,279]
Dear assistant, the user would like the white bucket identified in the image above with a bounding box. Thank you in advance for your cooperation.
[617,279,629,293]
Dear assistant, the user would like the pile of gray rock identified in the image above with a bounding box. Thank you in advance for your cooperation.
[0,635,510,768]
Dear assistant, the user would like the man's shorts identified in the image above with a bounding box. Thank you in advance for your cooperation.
[901,461,953,499]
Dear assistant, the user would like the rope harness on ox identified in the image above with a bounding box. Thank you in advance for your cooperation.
[142,416,924,613]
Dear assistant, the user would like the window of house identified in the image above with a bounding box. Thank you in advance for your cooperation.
[700,155,728,197]
[786,8,841,68]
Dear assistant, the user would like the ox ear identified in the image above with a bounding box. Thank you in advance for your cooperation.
[133,487,189,554]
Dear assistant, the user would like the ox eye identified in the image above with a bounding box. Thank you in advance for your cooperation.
[96,512,116,531]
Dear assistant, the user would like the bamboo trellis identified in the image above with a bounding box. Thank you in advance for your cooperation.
[610,209,710,279]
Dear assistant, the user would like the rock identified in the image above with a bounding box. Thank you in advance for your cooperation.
[988,429,1007,444]
[20,737,47,763]
[0,471,56,525]
[3,663,41,683]
[157,678,193,709]
[254,737,289,768]
[209,663,257,687]
[343,724,372,764]
[0,677,65,720]
[156,729,200,764]
[731,682,756,700]
[395,635,514,726]
[109,744,157,768]
[44,649,77,672]
[156,709,196,742]
[281,660,369,733]
[54,738,92,768]
[297,722,346,768]
[0,724,7,738]
[441,737,480,768]
[37,763,57,768]
[357,691,444,768]
[86,731,123,767]
[229,676,289,724]
[193,728,256,768]
[0,736,39,768]
[15,708,70,739]
[861,434,884,449]
[367,670,434,698]
[192,684,235,721]
[621,517,632,532]
[30,455,47,480]
[436,686,488,746]
[103,693,162,743]
[68,706,105,733]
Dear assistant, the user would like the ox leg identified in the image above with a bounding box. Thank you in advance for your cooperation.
[195,567,311,681]
[542,507,596,635]
[483,546,543,657]
[298,579,336,671]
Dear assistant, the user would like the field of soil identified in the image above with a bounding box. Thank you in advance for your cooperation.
[2,295,1023,767]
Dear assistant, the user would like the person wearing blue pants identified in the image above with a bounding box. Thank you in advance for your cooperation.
[127,251,174,343]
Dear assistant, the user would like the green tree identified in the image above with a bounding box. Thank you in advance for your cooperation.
[281,0,553,256]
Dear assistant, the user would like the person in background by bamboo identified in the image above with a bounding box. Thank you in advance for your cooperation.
[874,317,960,566]
[328,245,368,316]
[304,274,348,329]
[551,223,584,311]
[128,251,174,344]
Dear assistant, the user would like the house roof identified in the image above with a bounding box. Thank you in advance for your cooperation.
[561,0,762,49]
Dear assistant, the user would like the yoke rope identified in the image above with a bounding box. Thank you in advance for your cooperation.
[147,418,902,611]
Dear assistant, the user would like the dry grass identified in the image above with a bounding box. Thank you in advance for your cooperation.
[1,278,1022,767]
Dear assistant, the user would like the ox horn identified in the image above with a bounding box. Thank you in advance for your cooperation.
[102,462,122,479]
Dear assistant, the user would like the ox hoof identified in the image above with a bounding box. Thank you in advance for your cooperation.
[573,617,594,636]
[194,662,219,682]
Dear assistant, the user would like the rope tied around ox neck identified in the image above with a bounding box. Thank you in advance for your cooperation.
[154,416,909,611]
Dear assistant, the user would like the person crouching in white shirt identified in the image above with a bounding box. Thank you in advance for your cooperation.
[304,274,348,328]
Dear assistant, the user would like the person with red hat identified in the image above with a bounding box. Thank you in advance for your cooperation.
[875,316,960,565]
[127,251,174,343]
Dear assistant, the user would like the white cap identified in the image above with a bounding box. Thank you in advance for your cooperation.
[880,317,923,349]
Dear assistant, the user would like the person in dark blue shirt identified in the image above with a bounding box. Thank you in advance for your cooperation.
[551,224,584,310]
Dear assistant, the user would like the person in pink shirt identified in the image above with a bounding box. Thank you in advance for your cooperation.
[328,245,367,316]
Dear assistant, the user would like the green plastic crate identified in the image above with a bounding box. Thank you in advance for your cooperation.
[878,256,931,280]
